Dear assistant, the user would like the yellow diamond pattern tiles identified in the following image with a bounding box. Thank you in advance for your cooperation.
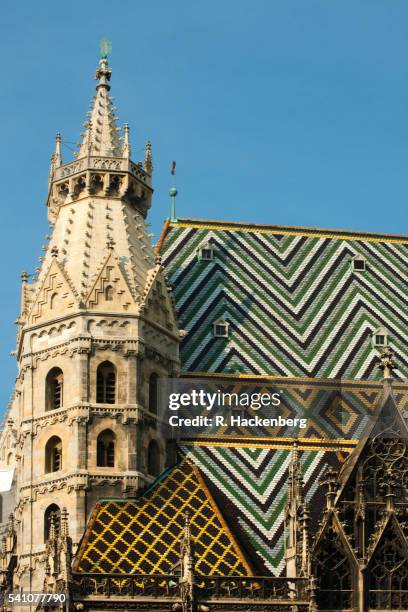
[75,459,250,576]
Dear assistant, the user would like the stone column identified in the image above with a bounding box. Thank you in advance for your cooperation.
[76,343,91,403]
[74,488,88,546]
[136,421,145,477]
[76,417,88,471]
[126,350,137,405]
[135,353,144,407]
[127,418,137,472]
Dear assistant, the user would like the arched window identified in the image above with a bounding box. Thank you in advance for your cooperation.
[45,436,62,473]
[0,495,3,523]
[105,285,114,301]
[314,522,353,611]
[149,373,159,414]
[44,504,60,542]
[46,367,63,411]
[6,453,12,466]
[96,361,116,404]
[147,440,160,477]
[367,519,408,608]
[97,430,115,467]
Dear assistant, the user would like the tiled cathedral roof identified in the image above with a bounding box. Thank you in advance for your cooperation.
[73,438,358,577]
[173,374,408,439]
[159,219,408,379]
[73,217,408,580]
[73,378,408,578]
[74,458,251,576]
[182,442,349,575]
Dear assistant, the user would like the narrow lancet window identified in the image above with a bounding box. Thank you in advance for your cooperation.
[46,367,63,411]
[45,436,62,473]
[97,430,115,467]
[96,361,116,404]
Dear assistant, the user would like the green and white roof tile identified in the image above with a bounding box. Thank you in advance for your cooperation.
[159,219,408,379]
[156,218,408,576]
[181,444,347,575]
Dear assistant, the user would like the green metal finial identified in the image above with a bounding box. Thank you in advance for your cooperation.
[169,161,178,223]
[170,186,178,223]
[100,38,112,60]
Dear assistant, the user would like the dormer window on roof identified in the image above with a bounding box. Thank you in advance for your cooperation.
[352,255,366,272]
[372,327,388,348]
[197,241,215,262]
[213,319,229,338]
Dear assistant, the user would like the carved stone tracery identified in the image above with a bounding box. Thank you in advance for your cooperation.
[313,391,408,611]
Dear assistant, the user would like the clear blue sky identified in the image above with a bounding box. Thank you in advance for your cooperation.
[1,0,408,411]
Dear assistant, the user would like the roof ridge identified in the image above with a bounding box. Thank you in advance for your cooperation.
[170,217,408,242]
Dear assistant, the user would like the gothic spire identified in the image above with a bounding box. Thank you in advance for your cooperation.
[76,56,123,158]
[123,123,131,159]
[48,133,62,187]
[287,440,303,508]
[53,133,62,168]
[285,440,306,578]
[180,513,194,612]
[38,51,158,317]
[144,140,153,174]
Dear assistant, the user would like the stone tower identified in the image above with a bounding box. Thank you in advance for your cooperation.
[2,54,180,591]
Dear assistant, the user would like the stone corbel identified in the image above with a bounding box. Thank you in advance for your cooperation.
[96,341,122,352]
[68,408,90,427]
[75,415,90,425]
[94,409,120,421]
[122,474,139,495]
[121,410,138,425]
[16,565,28,579]
[123,340,138,358]
[23,359,36,371]
[21,427,32,441]
[76,335,92,353]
